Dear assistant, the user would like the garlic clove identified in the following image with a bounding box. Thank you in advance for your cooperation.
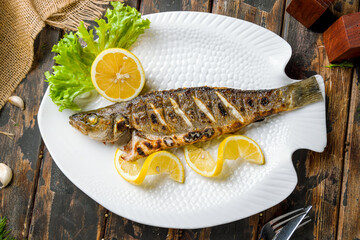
[8,96,25,110]
[0,163,12,189]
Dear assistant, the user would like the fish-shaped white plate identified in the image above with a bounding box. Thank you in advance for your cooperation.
[38,12,327,229]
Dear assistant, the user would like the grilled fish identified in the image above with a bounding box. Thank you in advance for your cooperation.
[69,76,323,161]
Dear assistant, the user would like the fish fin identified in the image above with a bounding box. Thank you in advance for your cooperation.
[286,75,327,152]
[286,76,323,109]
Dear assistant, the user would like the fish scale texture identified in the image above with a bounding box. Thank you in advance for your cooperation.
[39,12,327,228]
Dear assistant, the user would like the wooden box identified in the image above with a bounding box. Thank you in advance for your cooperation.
[323,12,360,62]
[286,0,335,28]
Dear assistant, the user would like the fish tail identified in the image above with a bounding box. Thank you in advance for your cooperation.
[284,76,323,110]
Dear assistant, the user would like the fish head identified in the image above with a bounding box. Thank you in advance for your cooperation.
[69,111,129,142]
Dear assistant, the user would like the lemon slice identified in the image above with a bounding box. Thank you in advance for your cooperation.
[184,144,224,177]
[114,149,185,185]
[184,135,264,177]
[91,48,145,102]
[218,135,265,164]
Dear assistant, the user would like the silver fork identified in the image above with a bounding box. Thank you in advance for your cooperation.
[258,206,312,240]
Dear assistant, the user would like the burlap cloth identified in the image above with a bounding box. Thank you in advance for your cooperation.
[0,0,115,110]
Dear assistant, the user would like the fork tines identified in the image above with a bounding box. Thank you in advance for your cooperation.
[270,206,312,231]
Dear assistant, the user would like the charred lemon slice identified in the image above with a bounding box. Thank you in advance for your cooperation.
[184,135,264,177]
[114,149,185,185]
[91,48,145,102]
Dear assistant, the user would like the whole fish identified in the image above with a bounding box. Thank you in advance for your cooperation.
[69,76,323,161]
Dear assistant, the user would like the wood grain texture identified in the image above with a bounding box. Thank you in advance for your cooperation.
[0,26,61,239]
[337,60,360,240]
[212,0,286,34]
[28,147,107,240]
[140,0,211,14]
[123,0,141,9]
[260,0,359,239]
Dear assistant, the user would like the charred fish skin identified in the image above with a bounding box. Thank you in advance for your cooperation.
[119,87,286,160]
[124,87,286,135]
[69,76,323,161]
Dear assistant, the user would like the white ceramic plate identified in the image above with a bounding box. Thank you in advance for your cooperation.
[38,12,327,229]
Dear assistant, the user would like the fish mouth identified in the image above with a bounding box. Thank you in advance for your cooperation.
[69,117,88,135]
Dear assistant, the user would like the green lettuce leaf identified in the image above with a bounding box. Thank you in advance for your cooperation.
[45,2,150,111]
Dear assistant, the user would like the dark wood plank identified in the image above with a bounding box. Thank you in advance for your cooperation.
[212,0,285,34]
[125,0,141,10]
[140,0,211,14]
[191,215,258,240]
[337,60,360,239]
[0,26,60,239]
[28,148,107,239]
[260,0,359,239]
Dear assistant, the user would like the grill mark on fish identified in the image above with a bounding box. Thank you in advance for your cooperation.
[207,89,229,123]
[261,97,269,106]
[150,113,157,124]
[162,92,181,133]
[136,147,146,156]
[163,137,174,146]
[184,131,203,143]
[169,97,193,128]
[177,89,200,128]
[218,102,227,116]
[145,95,169,134]
[215,91,244,122]
[194,88,214,124]
[204,128,215,138]
[130,98,148,132]
[149,103,167,126]
[247,98,254,107]
[144,141,153,149]
[192,96,216,122]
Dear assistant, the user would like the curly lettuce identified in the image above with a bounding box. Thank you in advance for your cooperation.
[45,2,150,111]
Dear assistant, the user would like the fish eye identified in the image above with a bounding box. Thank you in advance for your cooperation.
[86,114,98,125]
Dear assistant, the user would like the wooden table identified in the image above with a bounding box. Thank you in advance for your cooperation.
[1,0,359,239]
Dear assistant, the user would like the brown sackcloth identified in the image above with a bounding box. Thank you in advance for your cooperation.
[0,0,115,110]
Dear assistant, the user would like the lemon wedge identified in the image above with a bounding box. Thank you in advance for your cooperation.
[218,135,265,164]
[184,135,264,177]
[114,149,185,185]
[91,48,145,102]
[184,144,224,177]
